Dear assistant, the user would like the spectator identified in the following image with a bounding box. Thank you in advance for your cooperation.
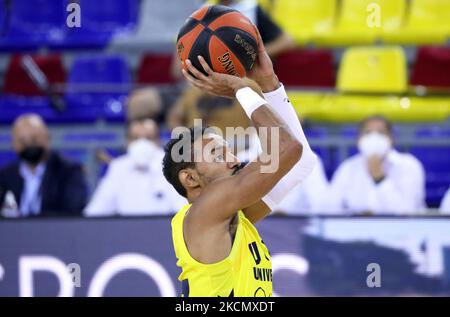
[440,187,450,214]
[276,157,329,215]
[327,115,426,215]
[85,119,186,217]
[127,87,163,122]
[0,114,88,218]
[96,87,164,166]
[214,0,295,58]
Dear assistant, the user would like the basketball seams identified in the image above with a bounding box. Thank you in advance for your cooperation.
[213,28,256,73]
[177,18,200,41]
[188,30,213,77]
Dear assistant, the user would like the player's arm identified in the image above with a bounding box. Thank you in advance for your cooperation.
[182,58,302,226]
[241,28,317,223]
[243,84,317,223]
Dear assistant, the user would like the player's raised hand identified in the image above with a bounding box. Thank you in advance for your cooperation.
[247,26,280,93]
[182,56,246,98]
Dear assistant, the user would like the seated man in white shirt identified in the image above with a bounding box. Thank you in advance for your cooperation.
[440,187,450,214]
[84,119,186,217]
[275,156,329,215]
[327,115,426,215]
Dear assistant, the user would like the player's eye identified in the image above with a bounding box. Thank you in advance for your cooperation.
[214,154,225,163]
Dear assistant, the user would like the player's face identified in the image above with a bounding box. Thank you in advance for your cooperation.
[193,134,242,187]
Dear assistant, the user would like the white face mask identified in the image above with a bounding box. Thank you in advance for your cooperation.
[358,132,391,158]
[128,139,158,168]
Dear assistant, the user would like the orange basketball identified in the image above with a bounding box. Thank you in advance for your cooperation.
[177,5,259,78]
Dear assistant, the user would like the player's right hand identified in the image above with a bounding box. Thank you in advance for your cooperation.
[182,56,247,98]
[247,26,280,93]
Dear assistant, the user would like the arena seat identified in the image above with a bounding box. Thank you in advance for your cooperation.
[0,1,6,35]
[411,47,450,90]
[137,53,178,85]
[270,0,336,45]
[287,92,450,123]
[64,55,131,122]
[0,151,16,168]
[315,0,406,46]
[257,0,272,13]
[3,54,65,96]
[382,0,450,45]
[0,95,54,124]
[274,49,335,88]
[50,0,139,49]
[0,0,66,51]
[337,47,407,94]
[286,91,325,120]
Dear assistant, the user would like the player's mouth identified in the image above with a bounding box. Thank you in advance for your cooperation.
[232,162,247,175]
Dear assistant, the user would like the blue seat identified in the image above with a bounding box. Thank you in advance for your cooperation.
[64,55,131,122]
[0,1,6,35]
[81,0,138,33]
[0,55,130,124]
[0,95,53,123]
[0,95,91,124]
[0,151,17,168]
[50,0,138,50]
[0,0,66,51]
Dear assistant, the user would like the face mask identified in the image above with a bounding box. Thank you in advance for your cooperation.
[128,139,158,168]
[19,146,46,166]
[358,132,391,158]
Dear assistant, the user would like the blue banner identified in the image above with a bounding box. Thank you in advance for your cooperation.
[1,217,450,296]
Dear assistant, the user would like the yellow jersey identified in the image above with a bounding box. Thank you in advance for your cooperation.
[171,204,273,297]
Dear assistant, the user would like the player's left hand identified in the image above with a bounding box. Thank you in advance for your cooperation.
[182,56,246,98]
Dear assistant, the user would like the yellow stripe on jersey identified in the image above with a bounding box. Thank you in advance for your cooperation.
[171,204,272,297]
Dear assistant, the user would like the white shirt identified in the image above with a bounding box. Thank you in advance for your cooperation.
[19,162,45,217]
[326,150,426,215]
[84,148,186,217]
[276,157,329,215]
[440,187,450,214]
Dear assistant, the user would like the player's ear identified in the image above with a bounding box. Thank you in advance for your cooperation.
[179,168,200,192]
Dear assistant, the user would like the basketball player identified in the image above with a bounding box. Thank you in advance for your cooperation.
[162,30,316,297]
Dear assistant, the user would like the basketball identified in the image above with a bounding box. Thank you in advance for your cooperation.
[177,5,259,78]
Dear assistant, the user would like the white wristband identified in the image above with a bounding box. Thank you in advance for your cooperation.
[235,87,267,118]
[262,83,289,105]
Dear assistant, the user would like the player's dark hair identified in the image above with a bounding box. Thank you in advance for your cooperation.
[162,126,209,198]
[358,115,393,135]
